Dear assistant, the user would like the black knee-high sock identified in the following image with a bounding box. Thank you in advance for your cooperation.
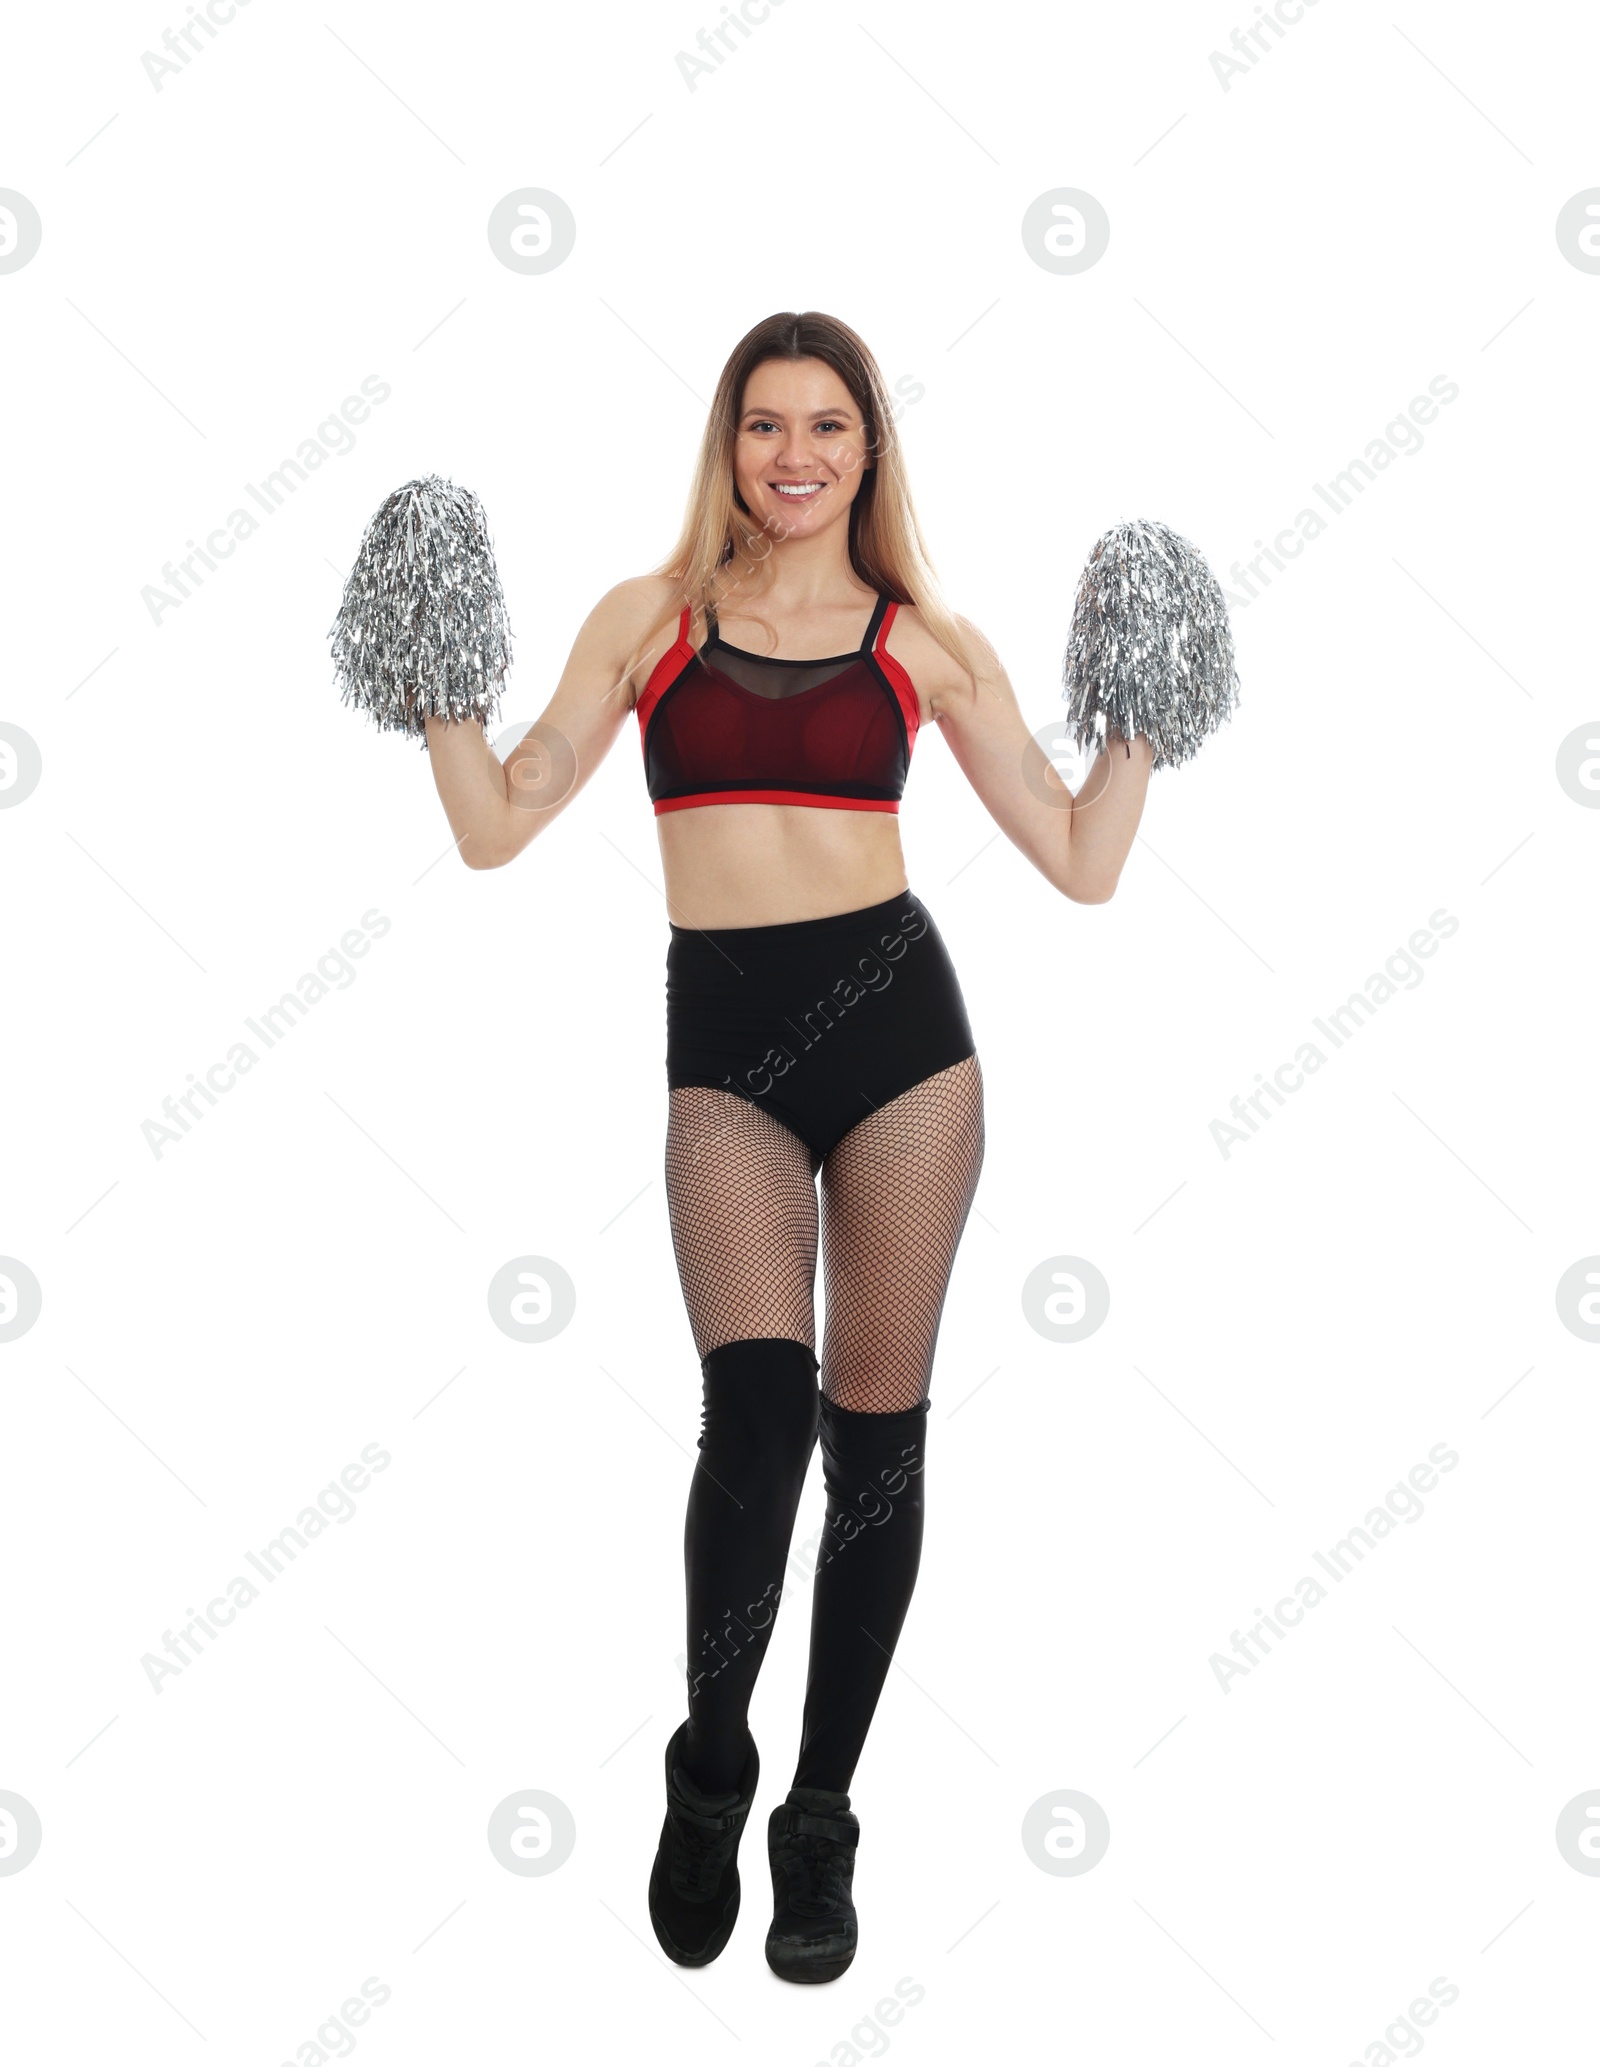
[792,1394,930,1794]
[681,1336,821,1795]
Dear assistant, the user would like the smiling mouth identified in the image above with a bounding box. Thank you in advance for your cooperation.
[771,481,827,499]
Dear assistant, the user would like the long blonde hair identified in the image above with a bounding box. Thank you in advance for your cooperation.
[628,311,985,689]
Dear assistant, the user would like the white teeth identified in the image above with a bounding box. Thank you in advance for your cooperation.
[774,482,824,496]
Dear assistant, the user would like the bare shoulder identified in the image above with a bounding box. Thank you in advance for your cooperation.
[589,572,682,645]
[580,573,687,707]
[883,601,1004,722]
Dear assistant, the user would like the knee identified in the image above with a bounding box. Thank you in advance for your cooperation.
[818,1396,930,1514]
[698,1336,821,1461]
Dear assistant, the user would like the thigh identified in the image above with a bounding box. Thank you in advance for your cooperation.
[665,1085,821,1362]
[818,1054,986,1411]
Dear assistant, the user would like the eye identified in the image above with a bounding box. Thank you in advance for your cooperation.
[815,419,846,434]
[745,418,780,434]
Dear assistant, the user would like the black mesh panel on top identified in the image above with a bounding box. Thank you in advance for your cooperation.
[700,643,862,701]
[663,1057,985,1413]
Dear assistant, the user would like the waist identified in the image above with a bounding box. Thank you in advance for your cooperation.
[668,884,921,951]
[656,801,908,930]
[666,884,960,1027]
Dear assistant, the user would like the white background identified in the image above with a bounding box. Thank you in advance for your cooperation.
[2,0,1597,2060]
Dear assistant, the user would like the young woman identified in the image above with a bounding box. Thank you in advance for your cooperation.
[423,311,1154,1984]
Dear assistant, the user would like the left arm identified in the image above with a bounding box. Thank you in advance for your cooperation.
[920,614,1154,904]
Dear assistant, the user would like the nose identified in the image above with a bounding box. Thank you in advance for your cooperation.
[775,429,817,473]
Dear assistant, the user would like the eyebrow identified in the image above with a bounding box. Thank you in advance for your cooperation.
[740,405,857,422]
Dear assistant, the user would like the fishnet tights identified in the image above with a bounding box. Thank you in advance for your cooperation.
[664,1055,985,1412]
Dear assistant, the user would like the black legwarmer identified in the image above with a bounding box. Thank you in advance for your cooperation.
[681,1336,821,1795]
[792,1394,931,1794]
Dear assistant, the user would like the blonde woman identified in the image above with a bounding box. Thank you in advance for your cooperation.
[425,312,1154,1983]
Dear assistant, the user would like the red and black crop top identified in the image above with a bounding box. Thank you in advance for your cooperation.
[635,592,920,814]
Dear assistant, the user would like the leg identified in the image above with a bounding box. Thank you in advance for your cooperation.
[665,1082,820,1362]
[792,1054,985,1793]
[665,1086,823,1794]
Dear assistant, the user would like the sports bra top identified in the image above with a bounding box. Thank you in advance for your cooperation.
[634,592,920,815]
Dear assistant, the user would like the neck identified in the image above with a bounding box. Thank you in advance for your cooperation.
[725,523,871,612]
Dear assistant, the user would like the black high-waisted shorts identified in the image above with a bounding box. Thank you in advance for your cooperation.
[665,887,978,1161]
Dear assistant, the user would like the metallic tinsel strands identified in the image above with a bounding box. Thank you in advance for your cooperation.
[329,475,513,744]
[1062,518,1240,771]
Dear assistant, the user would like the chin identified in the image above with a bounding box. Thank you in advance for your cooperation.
[767,502,832,531]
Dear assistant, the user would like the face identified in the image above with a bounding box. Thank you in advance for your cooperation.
[731,356,875,543]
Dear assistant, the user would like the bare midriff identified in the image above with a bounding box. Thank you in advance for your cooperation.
[656,803,911,929]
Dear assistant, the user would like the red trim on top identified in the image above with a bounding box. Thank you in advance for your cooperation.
[872,601,921,746]
[634,607,695,738]
[654,790,900,816]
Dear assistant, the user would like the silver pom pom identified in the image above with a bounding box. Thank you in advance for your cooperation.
[1062,518,1240,771]
[329,475,514,745]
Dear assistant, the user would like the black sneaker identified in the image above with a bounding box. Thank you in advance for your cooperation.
[648,1720,759,1967]
[764,1786,860,1984]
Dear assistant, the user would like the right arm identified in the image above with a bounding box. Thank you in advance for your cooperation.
[424,575,679,870]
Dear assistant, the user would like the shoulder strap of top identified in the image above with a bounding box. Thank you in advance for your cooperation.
[860,593,892,654]
[691,596,886,654]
